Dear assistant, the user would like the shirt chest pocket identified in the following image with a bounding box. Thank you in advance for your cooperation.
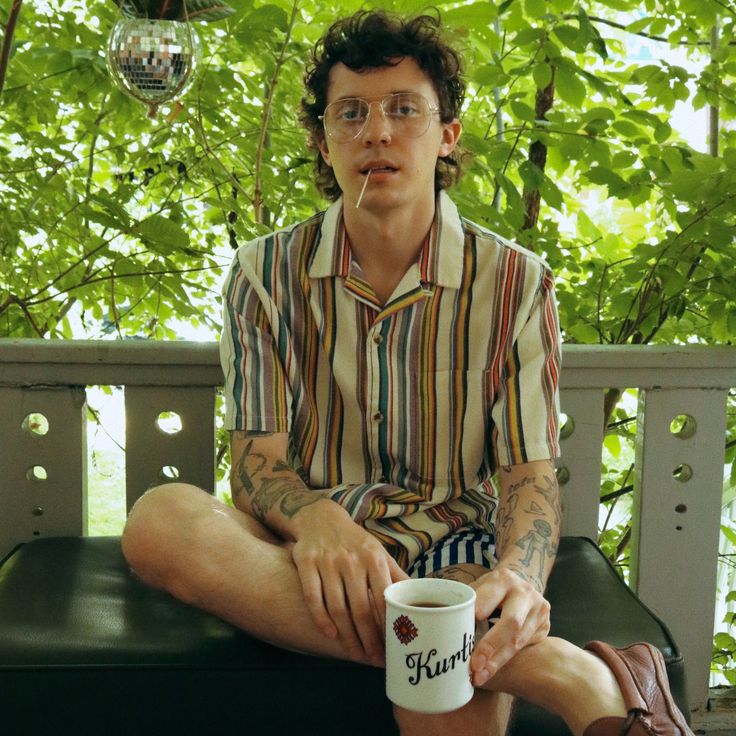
[407,369,490,485]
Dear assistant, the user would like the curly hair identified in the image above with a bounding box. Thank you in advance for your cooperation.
[300,10,467,201]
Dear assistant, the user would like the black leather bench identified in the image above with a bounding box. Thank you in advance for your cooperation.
[0,535,688,735]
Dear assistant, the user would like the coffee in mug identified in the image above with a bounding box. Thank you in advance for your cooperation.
[384,578,476,713]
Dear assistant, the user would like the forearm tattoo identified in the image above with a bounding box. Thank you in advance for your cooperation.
[495,467,561,593]
[231,432,322,522]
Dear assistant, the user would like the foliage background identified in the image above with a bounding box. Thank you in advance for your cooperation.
[1,0,735,680]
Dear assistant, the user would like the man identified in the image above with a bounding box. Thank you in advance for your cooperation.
[122,11,692,736]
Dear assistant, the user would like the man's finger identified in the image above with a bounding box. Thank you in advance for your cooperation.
[344,573,383,665]
[322,570,364,661]
[295,557,337,640]
[366,557,395,631]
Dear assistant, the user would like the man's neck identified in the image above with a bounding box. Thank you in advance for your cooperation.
[342,195,436,304]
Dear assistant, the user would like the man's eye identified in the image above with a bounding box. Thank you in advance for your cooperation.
[336,103,365,122]
[387,97,421,117]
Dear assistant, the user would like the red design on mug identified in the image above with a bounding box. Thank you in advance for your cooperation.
[393,614,419,645]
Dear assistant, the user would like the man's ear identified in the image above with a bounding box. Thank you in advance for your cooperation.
[438,119,462,158]
[316,135,332,167]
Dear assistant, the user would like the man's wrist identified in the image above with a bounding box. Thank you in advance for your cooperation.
[287,496,348,540]
[495,558,548,595]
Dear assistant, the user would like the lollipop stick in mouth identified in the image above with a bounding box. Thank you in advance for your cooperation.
[356,169,373,209]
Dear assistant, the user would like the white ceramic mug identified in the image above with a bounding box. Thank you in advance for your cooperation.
[384,578,476,714]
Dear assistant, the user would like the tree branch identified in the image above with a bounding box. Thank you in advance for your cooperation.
[566,13,736,46]
[253,0,299,225]
[25,265,221,307]
[522,65,556,234]
[0,0,22,100]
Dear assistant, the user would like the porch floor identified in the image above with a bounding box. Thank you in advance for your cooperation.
[692,688,736,735]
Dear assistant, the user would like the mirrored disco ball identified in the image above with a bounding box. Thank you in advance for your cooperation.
[106,19,200,114]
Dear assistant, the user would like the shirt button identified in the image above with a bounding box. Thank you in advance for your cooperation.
[373,334,383,345]
[372,411,384,423]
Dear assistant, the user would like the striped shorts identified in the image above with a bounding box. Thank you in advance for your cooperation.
[406,527,497,578]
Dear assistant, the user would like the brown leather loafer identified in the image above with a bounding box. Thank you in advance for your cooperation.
[582,641,693,736]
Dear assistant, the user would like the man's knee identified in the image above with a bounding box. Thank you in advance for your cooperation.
[121,482,210,585]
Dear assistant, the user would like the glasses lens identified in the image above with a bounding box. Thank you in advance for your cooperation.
[384,93,431,138]
[323,93,434,142]
[325,98,369,142]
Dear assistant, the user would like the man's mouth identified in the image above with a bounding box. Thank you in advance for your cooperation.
[361,165,397,175]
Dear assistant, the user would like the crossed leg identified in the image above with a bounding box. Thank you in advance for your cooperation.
[122,483,629,736]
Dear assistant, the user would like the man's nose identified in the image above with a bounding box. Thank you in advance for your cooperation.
[360,101,392,145]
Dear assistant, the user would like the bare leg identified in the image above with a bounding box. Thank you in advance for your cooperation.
[480,636,628,736]
[122,487,635,736]
[393,691,513,736]
[121,482,372,664]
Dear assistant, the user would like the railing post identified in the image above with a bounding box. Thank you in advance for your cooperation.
[0,386,87,559]
[631,387,728,710]
[558,388,605,538]
[124,386,217,510]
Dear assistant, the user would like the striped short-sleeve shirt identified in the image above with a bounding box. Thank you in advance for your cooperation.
[220,191,561,568]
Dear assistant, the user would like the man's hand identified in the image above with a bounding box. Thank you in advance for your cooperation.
[469,566,551,686]
[290,499,407,665]
[229,430,407,665]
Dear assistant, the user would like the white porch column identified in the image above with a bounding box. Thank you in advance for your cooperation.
[631,387,728,710]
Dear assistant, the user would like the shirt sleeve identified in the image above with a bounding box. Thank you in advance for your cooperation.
[491,264,561,467]
[219,252,292,433]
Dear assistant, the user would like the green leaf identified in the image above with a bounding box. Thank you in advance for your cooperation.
[443,2,498,27]
[714,632,736,650]
[553,24,586,53]
[555,65,586,107]
[235,4,288,40]
[524,0,549,18]
[584,166,629,197]
[533,62,553,89]
[577,210,602,240]
[133,215,190,254]
[722,524,736,548]
[513,27,546,46]
[510,100,536,121]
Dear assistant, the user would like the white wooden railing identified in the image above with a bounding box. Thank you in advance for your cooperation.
[1,339,735,712]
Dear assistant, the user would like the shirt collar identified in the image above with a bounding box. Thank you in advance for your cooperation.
[308,190,465,290]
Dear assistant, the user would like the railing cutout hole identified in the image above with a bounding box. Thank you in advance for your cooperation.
[673,464,693,483]
[26,466,48,482]
[156,411,183,435]
[160,465,180,480]
[559,413,575,440]
[669,414,696,440]
[555,465,570,485]
[22,413,49,436]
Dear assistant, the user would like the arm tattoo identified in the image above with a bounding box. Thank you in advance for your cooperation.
[514,519,557,587]
[534,473,562,527]
[233,445,322,522]
[495,467,561,593]
[233,439,268,502]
